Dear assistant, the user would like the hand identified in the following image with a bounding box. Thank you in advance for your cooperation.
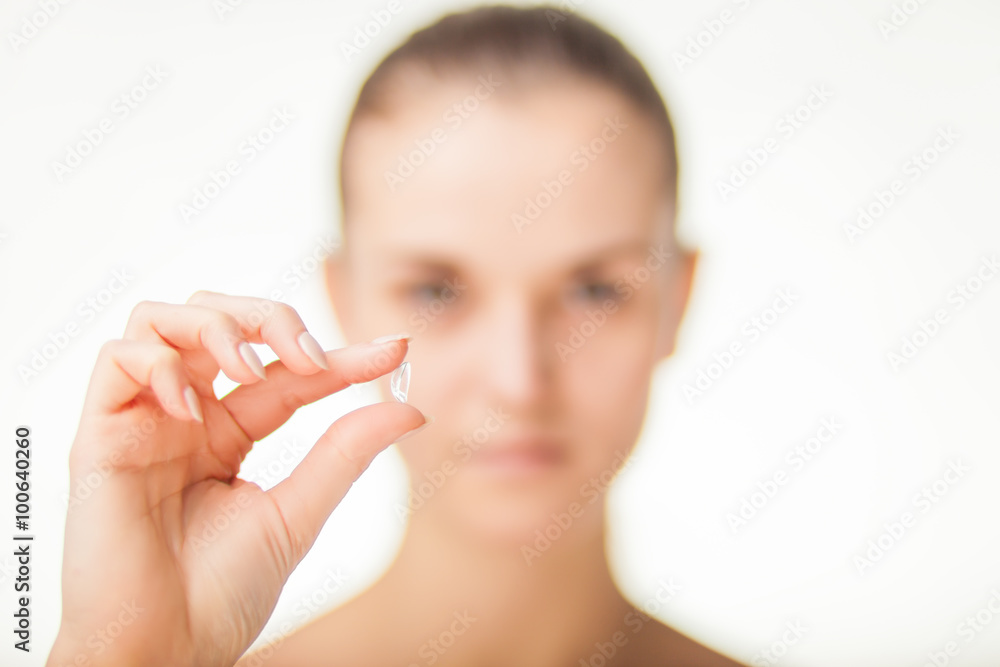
[47,291,425,667]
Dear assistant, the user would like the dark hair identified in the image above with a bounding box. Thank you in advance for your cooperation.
[338,4,678,221]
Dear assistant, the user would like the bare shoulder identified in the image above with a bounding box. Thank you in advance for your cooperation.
[618,613,747,666]
[235,594,385,667]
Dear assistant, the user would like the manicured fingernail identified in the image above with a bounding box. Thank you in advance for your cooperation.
[390,361,410,402]
[297,331,329,370]
[371,332,412,346]
[184,386,204,423]
[238,341,267,380]
[396,415,434,442]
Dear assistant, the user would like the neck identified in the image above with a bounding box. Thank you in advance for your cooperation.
[375,498,632,665]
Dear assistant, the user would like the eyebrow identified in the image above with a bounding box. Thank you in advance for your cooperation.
[373,238,661,277]
[566,239,656,275]
[376,253,460,274]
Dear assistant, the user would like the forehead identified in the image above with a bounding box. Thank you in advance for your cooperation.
[344,74,672,276]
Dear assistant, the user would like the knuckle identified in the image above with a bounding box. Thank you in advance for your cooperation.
[251,299,296,336]
[325,422,368,478]
[271,300,298,321]
[186,289,216,305]
[275,519,306,574]
[132,299,162,315]
[278,388,306,413]
[264,494,306,574]
[203,310,242,344]
[125,300,162,330]
[97,338,132,365]
[330,441,367,479]
[98,338,123,357]
[151,343,183,369]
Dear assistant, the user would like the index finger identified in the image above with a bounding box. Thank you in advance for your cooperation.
[219,335,411,442]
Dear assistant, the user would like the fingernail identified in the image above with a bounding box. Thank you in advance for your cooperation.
[238,341,267,380]
[184,386,204,423]
[396,415,434,442]
[371,332,413,346]
[297,331,329,370]
[390,361,410,403]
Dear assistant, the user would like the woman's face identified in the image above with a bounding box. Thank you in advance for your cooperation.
[329,72,693,544]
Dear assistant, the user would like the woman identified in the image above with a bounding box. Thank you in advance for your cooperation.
[48,6,744,666]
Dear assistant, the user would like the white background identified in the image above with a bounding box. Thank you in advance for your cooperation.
[2,0,999,665]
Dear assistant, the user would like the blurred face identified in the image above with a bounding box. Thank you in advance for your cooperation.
[329,71,692,544]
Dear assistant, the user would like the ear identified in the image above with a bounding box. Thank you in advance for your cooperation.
[324,249,357,345]
[654,247,697,361]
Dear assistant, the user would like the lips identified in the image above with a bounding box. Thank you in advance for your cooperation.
[468,436,567,476]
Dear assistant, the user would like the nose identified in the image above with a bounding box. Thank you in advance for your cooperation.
[477,290,551,414]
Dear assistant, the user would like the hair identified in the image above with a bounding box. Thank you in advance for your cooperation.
[338,4,678,225]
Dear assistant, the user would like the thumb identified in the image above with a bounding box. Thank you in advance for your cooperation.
[264,402,428,569]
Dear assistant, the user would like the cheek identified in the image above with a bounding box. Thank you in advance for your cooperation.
[560,308,658,467]
[569,351,651,447]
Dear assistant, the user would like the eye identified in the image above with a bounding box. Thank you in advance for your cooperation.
[409,282,460,304]
[411,284,444,302]
[566,281,619,305]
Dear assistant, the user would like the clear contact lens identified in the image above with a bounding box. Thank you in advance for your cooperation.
[390,361,410,403]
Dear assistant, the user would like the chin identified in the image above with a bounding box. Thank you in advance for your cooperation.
[401,433,628,549]
[440,473,609,552]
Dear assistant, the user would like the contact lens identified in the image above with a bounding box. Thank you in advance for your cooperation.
[390,361,410,403]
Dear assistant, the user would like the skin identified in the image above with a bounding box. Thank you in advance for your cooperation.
[46,71,744,666]
[47,297,426,667]
[245,72,744,665]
